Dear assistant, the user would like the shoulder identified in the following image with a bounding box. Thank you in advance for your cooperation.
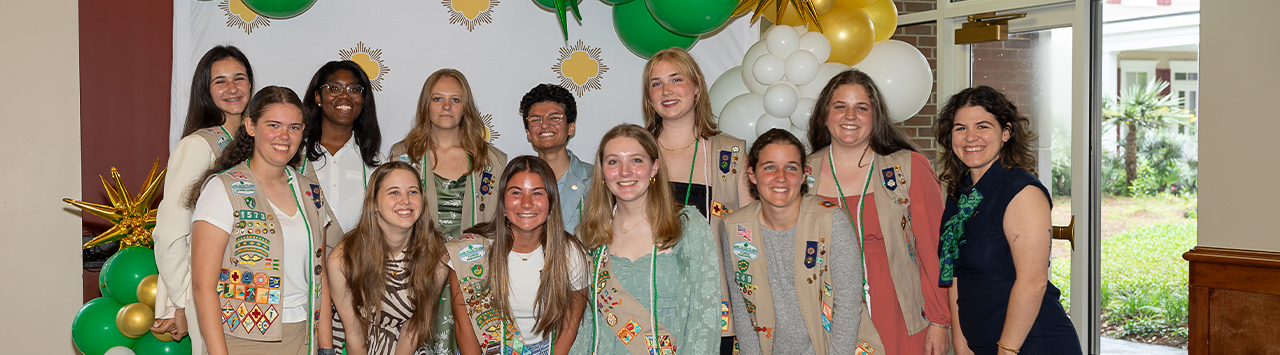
[805,147,827,166]
[389,141,407,157]
[445,233,489,249]
[710,133,747,147]
[486,144,507,163]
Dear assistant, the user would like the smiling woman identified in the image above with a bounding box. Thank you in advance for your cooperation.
[301,60,383,239]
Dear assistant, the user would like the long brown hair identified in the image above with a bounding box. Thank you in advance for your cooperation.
[463,156,586,338]
[183,86,304,209]
[807,69,916,155]
[578,124,686,250]
[340,161,447,347]
[642,48,721,139]
[181,45,255,137]
[934,86,1038,198]
[401,69,492,174]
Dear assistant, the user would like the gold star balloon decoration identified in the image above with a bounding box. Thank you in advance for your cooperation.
[735,0,826,32]
[64,159,166,249]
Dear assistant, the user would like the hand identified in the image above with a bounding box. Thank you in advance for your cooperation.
[150,318,175,335]
[172,310,189,340]
[924,324,952,355]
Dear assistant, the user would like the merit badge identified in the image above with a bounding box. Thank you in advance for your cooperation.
[606,313,618,326]
[804,241,818,269]
[856,340,877,355]
[244,197,256,209]
[229,171,248,180]
[618,318,643,344]
[309,184,323,208]
[479,172,494,195]
[471,264,484,277]
[719,150,732,174]
[732,241,758,260]
[722,302,731,331]
[459,243,486,263]
[736,224,752,242]
[737,260,750,272]
[822,301,833,332]
[710,201,730,218]
[882,167,898,191]
[230,180,256,196]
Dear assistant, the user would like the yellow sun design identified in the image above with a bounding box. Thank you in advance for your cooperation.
[338,42,391,91]
[481,114,500,143]
[220,0,270,34]
[551,40,610,97]
[442,0,500,32]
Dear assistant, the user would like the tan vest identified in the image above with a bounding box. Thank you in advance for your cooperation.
[705,133,745,337]
[584,245,679,355]
[389,142,507,237]
[210,162,330,353]
[192,126,233,154]
[296,158,347,249]
[724,195,843,355]
[444,234,534,354]
[805,148,930,346]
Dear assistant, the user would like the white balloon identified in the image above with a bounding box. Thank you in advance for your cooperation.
[105,347,136,355]
[765,25,801,58]
[720,93,766,141]
[764,82,799,118]
[756,113,793,137]
[792,25,808,36]
[752,54,786,86]
[784,50,820,85]
[740,42,770,94]
[798,31,832,63]
[853,40,934,123]
[710,66,750,118]
[788,125,811,152]
[790,98,817,131]
[798,62,850,99]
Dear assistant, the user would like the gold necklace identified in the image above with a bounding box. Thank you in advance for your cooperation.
[659,137,697,152]
[618,217,647,234]
[512,250,536,262]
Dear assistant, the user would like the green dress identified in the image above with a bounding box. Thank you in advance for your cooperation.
[423,173,468,354]
[569,206,723,355]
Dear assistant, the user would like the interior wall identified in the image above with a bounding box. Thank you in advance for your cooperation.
[0,0,83,353]
[1198,0,1280,251]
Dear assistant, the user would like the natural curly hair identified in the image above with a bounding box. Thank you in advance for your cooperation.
[933,86,1038,198]
[518,83,577,130]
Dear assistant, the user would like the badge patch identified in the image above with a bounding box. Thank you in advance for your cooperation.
[804,241,818,269]
[471,264,484,277]
[458,243,486,263]
[230,180,256,196]
[731,241,758,260]
[822,301,833,332]
[479,172,494,195]
[606,313,618,326]
[309,184,323,208]
[881,167,898,191]
[618,318,643,344]
[737,260,750,272]
[229,171,248,180]
[719,150,732,174]
[721,301,731,331]
[736,225,752,242]
[710,200,731,218]
[244,197,256,209]
[855,340,877,355]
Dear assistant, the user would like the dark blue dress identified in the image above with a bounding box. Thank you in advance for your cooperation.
[941,160,1081,355]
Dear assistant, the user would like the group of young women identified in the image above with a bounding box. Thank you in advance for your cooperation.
[147,44,1081,355]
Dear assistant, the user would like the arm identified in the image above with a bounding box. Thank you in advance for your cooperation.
[192,220,231,355]
[327,245,366,355]
[996,186,1054,354]
[949,279,973,355]
[553,289,588,355]
[828,211,863,355]
[909,154,952,355]
[153,137,215,320]
[449,269,482,355]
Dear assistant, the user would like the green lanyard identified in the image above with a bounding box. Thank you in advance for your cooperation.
[682,139,700,205]
[251,158,317,350]
[827,148,874,316]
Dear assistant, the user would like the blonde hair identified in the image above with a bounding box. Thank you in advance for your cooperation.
[402,69,493,174]
[577,124,686,250]
[641,48,720,139]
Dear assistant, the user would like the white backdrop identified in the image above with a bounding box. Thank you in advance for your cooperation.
[171,0,759,159]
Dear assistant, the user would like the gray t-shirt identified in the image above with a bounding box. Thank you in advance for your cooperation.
[725,209,862,355]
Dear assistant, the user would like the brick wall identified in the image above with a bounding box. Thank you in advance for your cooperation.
[890,1,939,161]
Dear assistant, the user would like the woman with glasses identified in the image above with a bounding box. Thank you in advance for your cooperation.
[389,68,508,354]
[152,45,255,350]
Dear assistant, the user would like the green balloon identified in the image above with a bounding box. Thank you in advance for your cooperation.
[133,331,193,355]
[102,246,159,305]
[242,0,318,19]
[613,0,698,59]
[646,0,737,36]
[72,297,135,355]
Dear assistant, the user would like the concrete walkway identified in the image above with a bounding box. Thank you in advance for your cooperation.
[1101,337,1186,355]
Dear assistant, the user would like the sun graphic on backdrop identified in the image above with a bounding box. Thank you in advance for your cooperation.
[441,0,500,32]
[551,40,610,97]
[338,42,391,91]
[220,0,270,34]
[480,114,500,143]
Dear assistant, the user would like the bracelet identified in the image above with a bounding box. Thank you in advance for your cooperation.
[318,348,336,355]
[929,321,952,330]
[996,341,1020,354]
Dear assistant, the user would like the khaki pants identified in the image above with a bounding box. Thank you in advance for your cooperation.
[219,322,308,355]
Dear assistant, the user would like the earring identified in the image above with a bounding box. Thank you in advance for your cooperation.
[650,176,656,184]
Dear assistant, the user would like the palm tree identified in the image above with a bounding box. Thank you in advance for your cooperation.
[1102,78,1193,188]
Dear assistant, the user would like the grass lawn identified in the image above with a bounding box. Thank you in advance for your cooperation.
[1049,194,1197,348]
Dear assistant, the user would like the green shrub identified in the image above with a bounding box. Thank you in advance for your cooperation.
[1051,156,1071,196]
[1102,222,1195,337]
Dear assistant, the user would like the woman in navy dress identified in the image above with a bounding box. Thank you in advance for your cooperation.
[933,86,1081,355]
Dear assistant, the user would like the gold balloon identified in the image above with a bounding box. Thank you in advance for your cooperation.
[819,3,876,66]
[64,159,166,249]
[137,274,159,309]
[863,0,898,42]
[812,0,835,16]
[152,329,174,342]
[842,0,879,8]
[116,303,156,339]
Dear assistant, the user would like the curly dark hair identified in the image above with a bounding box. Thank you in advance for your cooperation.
[934,86,1038,198]
[806,69,916,155]
[746,128,809,200]
[301,60,381,167]
[518,83,577,130]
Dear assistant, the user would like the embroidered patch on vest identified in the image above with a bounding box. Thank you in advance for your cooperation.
[479,172,494,195]
[732,241,758,260]
[736,225,752,242]
[804,241,818,268]
[229,171,248,180]
[234,235,269,262]
[618,318,643,344]
[822,301,833,332]
[459,243,486,262]
[881,167,898,191]
[722,301,730,331]
[230,180,256,196]
[645,334,677,354]
[855,340,877,355]
[711,200,731,218]
[719,150,732,174]
[471,264,484,277]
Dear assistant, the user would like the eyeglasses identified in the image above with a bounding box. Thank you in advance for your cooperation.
[527,114,565,127]
[323,82,365,97]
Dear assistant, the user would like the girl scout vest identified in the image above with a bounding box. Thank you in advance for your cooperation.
[389,142,507,236]
[586,245,679,355]
[445,234,536,354]
[193,126,234,154]
[706,133,744,337]
[805,148,930,353]
[724,195,841,355]
[212,162,329,352]
[296,158,347,249]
